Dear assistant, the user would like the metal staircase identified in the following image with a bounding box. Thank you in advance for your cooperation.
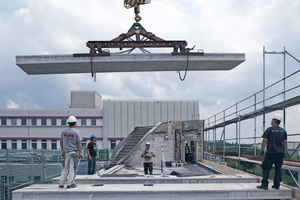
[110,126,154,165]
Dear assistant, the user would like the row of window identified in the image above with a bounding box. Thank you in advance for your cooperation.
[1,139,59,150]
[0,118,99,126]
[1,139,117,150]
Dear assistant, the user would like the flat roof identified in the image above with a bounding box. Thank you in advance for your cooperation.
[16,53,245,75]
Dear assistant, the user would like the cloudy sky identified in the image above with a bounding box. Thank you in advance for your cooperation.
[1,0,300,141]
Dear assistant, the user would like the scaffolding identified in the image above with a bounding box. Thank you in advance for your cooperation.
[203,46,300,187]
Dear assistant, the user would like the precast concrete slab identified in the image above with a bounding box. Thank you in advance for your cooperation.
[13,183,292,200]
[15,53,245,75]
[52,174,257,185]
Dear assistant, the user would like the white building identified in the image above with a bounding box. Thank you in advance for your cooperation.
[0,91,199,150]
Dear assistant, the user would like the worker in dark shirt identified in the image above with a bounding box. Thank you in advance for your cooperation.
[87,134,98,175]
[257,114,287,190]
[185,143,190,162]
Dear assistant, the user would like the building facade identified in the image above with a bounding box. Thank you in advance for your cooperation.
[0,91,199,150]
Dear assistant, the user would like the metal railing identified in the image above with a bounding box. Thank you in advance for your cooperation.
[203,47,300,188]
[0,149,62,200]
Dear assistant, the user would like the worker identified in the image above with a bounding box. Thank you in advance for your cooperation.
[185,143,190,162]
[141,142,155,175]
[257,114,287,190]
[59,116,83,189]
[87,134,99,175]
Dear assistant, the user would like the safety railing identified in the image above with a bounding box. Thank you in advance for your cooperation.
[203,47,300,188]
[204,47,300,131]
[0,149,62,200]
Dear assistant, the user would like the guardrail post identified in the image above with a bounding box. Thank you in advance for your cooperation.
[31,151,34,183]
[6,149,10,200]
[42,150,45,184]
[254,94,257,157]
[223,111,226,165]
[235,102,238,169]
[238,115,241,170]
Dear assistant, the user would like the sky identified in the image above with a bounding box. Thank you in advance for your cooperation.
[0,0,300,141]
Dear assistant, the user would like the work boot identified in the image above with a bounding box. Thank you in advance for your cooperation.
[59,184,64,188]
[272,185,280,190]
[67,184,77,189]
[257,185,268,190]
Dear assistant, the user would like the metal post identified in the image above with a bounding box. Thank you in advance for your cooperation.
[236,102,238,169]
[263,46,266,133]
[238,115,241,170]
[6,149,10,200]
[208,118,210,152]
[223,111,226,165]
[42,149,45,184]
[31,151,34,183]
[283,46,286,129]
[213,115,216,161]
[254,94,257,156]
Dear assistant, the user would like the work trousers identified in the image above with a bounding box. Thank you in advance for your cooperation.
[144,162,153,175]
[59,152,79,186]
[185,153,189,162]
[88,156,96,175]
[261,152,284,187]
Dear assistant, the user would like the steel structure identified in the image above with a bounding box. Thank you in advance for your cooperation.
[86,22,192,54]
[203,46,300,187]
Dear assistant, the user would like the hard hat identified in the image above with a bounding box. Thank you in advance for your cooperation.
[273,114,282,122]
[145,142,150,145]
[67,116,77,123]
[91,134,97,139]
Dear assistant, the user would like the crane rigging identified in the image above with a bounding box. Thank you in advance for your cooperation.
[86,0,198,55]
[83,0,203,81]
[124,0,151,22]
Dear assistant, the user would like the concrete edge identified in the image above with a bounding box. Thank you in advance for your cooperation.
[201,159,300,199]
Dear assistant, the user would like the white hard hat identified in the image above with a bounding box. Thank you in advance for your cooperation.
[145,142,150,145]
[273,114,282,122]
[67,116,77,123]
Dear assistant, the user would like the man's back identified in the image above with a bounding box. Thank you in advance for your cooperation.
[263,126,287,154]
[61,127,82,151]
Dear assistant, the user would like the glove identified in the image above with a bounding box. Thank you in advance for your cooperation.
[79,152,84,159]
[61,151,64,157]
[261,151,264,157]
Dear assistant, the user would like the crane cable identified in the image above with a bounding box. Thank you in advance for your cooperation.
[178,53,189,81]
[90,53,97,82]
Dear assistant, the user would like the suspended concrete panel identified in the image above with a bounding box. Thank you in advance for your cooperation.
[15,53,245,75]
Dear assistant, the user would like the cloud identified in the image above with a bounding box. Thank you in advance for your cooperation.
[0,0,300,141]
[6,100,19,108]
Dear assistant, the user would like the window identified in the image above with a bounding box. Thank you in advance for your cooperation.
[42,140,47,149]
[12,140,17,149]
[61,119,66,126]
[81,140,87,148]
[81,119,86,126]
[1,140,7,149]
[11,118,17,125]
[21,118,27,125]
[21,140,27,150]
[31,118,37,125]
[110,140,116,150]
[51,140,57,149]
[32,140,37,149]
[1,118,6,125]
[91,118,96,126]
[51,118,57,126]
[41,118,47,126]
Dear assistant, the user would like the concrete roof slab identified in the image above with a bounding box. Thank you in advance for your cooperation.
[16,53,245,75]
